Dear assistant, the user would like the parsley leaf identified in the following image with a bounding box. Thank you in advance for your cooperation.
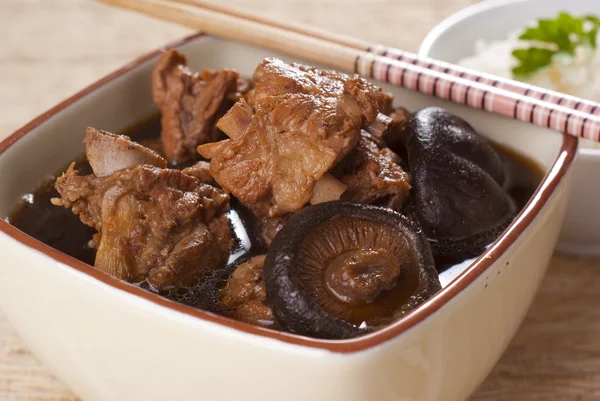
[512,48,555,80]
[511,12,600,80]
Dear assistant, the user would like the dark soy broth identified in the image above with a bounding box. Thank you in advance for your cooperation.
[7,114,545,317]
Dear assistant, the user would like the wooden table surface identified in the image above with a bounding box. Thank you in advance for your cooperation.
[2,1,600,400]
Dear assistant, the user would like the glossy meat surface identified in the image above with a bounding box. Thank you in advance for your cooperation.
[334,132,411,211]
[152,49,242,163]
[221,255,273,327]
[54,163,232,291]
[181,161,215,185]
[198,58,393,217]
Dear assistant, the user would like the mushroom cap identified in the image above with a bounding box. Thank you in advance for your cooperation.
[402,108,516,262]
[264,201,440,339]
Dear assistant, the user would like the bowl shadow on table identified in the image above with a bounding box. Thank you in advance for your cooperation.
[471,254,600,401]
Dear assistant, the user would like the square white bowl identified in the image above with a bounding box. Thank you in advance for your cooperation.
[0,34,576,401]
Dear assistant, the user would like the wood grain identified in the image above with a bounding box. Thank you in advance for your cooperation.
[1,1,600,400]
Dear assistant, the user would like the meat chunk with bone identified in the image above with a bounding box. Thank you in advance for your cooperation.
[52,130,232,292]
[54,164,231,291]
[333,132,411,211]
[152,49,246,163]
[258,134,411,246]
[221,255,273,327]
[198,58,393,217]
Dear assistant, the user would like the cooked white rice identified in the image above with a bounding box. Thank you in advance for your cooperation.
[457,30,600,102]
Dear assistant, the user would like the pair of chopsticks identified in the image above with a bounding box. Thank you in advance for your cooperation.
[97,0,600,142]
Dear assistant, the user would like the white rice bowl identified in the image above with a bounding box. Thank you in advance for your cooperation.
[457,29,600,103]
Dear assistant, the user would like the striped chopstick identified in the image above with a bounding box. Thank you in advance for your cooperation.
[98,0,600,142]
[359,53,600,141]
[171,0,600,120]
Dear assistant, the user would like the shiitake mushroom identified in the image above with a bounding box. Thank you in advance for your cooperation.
[263,201,441,339]
[400,107,516,263]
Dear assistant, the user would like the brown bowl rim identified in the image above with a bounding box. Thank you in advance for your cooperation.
[0,33,578,354]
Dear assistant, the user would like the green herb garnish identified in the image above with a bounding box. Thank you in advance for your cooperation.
[511,12,600,80]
